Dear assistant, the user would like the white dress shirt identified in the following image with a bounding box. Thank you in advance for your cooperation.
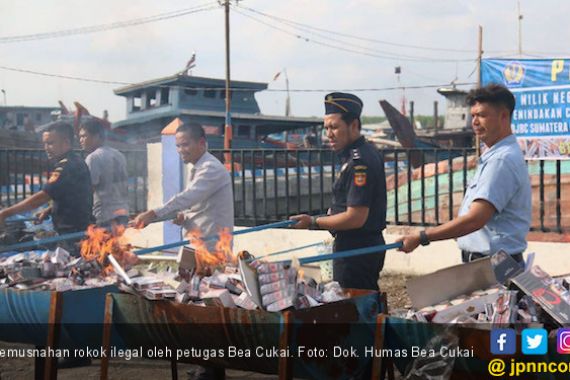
[153,151,234,247]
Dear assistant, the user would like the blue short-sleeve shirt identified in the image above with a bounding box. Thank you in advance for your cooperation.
[457,135,531,255]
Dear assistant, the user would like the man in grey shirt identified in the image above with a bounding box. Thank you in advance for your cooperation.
[133,121,232,380]
[133,122,234,250]
[79,119,130,227]
[397,84,531,263]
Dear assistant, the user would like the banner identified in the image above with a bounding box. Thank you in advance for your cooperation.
[481,58,570,159]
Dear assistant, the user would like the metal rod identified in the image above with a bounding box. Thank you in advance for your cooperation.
[133,220,297,256]
[0,231,86,254]
[258,241,323,259]
[276,242,403,265]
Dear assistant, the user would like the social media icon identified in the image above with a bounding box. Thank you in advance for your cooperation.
[522,328,548,355]
[557,328,570,354]
[491,329,516,355]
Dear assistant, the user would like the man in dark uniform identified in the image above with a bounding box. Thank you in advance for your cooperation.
[291,92,387,290]
[0,122,93,255]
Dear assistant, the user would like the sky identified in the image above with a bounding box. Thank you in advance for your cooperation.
[1,0,569,123]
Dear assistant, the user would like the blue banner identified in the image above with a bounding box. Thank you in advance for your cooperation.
[482,58,570,159]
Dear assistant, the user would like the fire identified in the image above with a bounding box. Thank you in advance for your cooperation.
[80,224,137,276]
[216,228,235,264]
[187,228,235,272]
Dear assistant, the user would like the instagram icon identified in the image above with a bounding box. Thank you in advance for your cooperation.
[557,329,570,354]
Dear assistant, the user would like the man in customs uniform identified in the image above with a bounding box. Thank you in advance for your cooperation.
[398,84,531,264]
[291,92,387,291]
[0,122,93,255]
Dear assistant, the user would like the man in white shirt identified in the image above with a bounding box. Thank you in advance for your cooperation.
[133,122,234,250]
[134,122,232,380]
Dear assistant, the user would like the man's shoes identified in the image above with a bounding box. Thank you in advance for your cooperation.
[57,356,92,368]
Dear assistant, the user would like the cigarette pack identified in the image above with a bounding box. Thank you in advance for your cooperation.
[258,269,296,286]
[260,280,289,296]
[266,296,294,312]
[257,262,288,274]
[235,292,258,310]
[262,285,296,306]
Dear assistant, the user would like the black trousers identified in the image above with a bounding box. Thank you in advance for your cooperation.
[333,233,385,291]
[461,250,525,265]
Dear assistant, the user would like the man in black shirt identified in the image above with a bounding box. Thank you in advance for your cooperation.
[0,122,93,253]
[291,92,387,290]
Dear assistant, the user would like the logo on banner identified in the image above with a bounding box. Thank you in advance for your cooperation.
[503,61,525,86]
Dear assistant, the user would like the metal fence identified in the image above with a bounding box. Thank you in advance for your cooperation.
[212,148,569,233]
[0,149,147,215]
[1,147,568,233]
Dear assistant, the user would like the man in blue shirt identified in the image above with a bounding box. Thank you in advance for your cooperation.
[397,84,531,263]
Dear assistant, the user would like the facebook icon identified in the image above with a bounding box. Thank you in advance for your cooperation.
[491,329,516,355]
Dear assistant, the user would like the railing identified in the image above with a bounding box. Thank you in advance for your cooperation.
[211,149,338,226]
[212,148,569,233]
[1,147,568,234]
[0,149,147,215]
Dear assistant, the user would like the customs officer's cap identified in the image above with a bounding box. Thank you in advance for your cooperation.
[324,92,363,117]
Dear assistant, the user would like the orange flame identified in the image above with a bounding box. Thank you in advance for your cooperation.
[80,224,137,276]
[186,227,235,272]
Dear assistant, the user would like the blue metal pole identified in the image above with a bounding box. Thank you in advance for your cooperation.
[275,242,403,265]
[258,241,323,259]
[134,220,297,256]
[0,231,87,254]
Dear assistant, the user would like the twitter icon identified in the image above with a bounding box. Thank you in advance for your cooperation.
[522,328,548,355]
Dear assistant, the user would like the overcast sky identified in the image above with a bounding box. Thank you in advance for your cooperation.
[1,0,569,122]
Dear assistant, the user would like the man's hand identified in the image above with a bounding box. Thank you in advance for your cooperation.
[35,208,51,224]
[132,210,157,229]
[396,233,421,253]
[173,212,185,226]
[289,214,311,229]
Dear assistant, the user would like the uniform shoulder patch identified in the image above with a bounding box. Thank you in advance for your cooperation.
[48,171,60,184]
[353,165,367,187]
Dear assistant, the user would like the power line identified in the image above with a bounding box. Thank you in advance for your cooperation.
[0,2,219,44]
[237,5,511,55]
[232,6,475,63]
[0,63,475,92]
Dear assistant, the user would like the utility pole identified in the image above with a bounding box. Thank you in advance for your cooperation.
[517,1,523,56]
[221,0,238,153]
[1,89,5,106]
[476,25,483,157]
[284,69,291,117]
